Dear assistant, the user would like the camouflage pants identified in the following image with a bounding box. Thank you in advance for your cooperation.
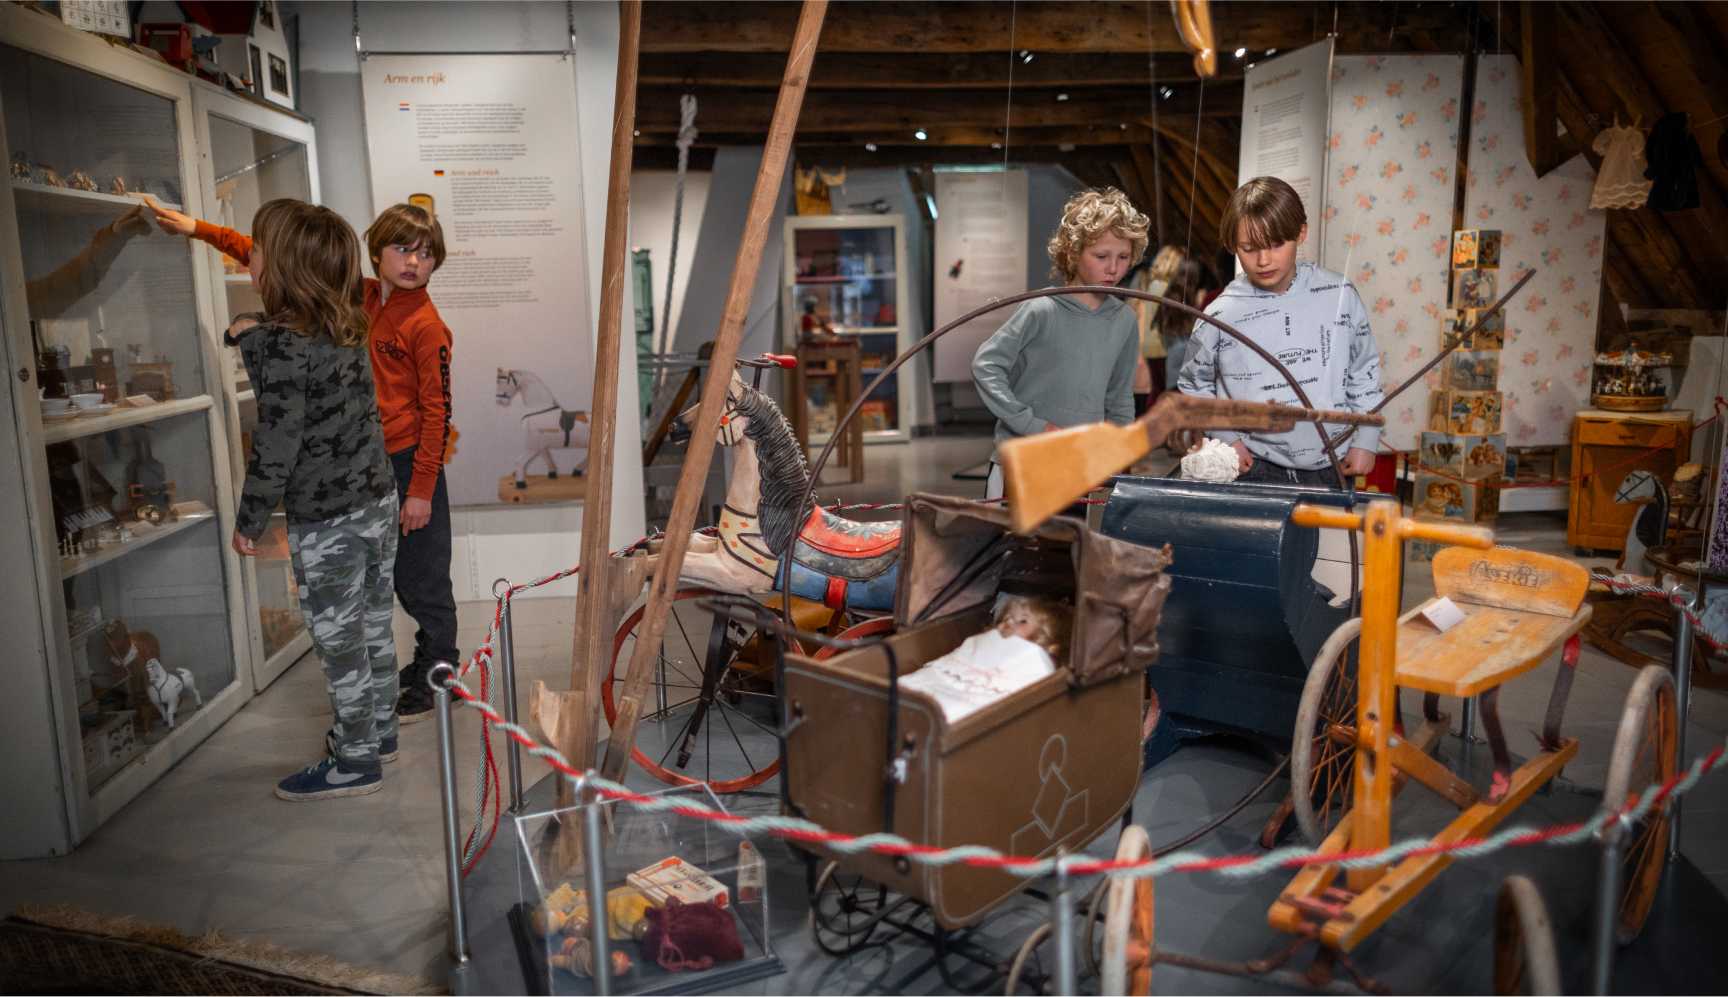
[288,494,400,773]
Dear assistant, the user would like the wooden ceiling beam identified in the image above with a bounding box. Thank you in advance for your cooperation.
[1647,2,1728,122]
[637,123,1159,148]
[640,50,1236,89]
[1109,159,1155,218]
[634,84,1242,135]
[1519,2,1560,176]
[639,2,1470,55]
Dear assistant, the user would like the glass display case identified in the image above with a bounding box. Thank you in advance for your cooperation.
[512,785,782,995]
[782,215,913,443]
[0,6,252,855]
[191,82,318,690]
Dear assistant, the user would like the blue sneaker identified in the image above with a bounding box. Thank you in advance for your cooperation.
[275,756,382,801]
[326,728,397,763]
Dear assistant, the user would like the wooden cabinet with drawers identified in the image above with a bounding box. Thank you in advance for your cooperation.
[1567,409,1693,551]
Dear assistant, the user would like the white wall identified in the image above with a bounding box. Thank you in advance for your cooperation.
[285,1,646,592]
[630,169,711,354]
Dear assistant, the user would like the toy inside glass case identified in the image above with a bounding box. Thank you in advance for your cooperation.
[511,784,781,995]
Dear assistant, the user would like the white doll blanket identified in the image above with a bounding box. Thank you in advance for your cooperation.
[899,629,1056,722]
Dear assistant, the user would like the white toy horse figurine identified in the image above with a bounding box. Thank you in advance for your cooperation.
[496,368,590,489]
[1613,470,1668,572]
[145,658,200,729]
[648,371,901,611]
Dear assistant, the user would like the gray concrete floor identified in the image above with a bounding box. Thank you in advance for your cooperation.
[3,438,1725,993]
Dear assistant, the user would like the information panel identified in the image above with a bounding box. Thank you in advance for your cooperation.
[932,169,1029,383]
[1237,38,1334,260]
[361,54,593,505]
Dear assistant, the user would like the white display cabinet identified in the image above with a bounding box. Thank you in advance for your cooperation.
[781,214,913,443]
[189,79,318,691]
[0,5,262,856]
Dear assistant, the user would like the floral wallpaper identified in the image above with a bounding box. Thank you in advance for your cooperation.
[1461,54,1607,446]
[1317,55,1466,452]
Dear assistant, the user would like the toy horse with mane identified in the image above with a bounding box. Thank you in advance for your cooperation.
[650,371,900,610]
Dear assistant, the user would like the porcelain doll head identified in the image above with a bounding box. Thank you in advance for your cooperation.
[994,596,1072,663]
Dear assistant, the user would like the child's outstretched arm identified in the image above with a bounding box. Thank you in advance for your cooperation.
[972,306,1057,435]
[142,195,253,265]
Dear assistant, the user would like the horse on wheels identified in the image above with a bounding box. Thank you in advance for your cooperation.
[494,368,589,490]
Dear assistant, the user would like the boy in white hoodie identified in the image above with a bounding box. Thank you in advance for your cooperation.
[1177,177,1382,485]
[973,188,1148,499]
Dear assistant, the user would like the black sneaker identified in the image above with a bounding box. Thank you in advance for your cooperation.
[275,756,381,801]
[326,728,397,763]
[397,684,435,724]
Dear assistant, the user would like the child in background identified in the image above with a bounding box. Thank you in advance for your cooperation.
[147,198,459,724]
[361,205,458,724]
[1176,176,1382,485]
[972,188,1148,500]
[223,199,399,799]
[1151,251,1211,394]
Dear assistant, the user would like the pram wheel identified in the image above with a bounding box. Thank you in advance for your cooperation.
[602,587,782,792]
[1492,875,1561,995]
[809,860,906,956]
[1292,618,1363,846]
[1605,664,1678,943]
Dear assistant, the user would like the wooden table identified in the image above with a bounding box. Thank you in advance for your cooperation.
[790,338,865,483]
[1567,408,1692,552]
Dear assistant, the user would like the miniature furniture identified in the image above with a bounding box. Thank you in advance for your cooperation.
[1567,409,1692,552]
[790,337,865,482]
[1099,476,1356,765]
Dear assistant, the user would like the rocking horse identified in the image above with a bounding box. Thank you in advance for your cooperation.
[495,368,590,488]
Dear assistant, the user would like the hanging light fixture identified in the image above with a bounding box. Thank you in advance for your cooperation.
[914,129,928,141]
[865,142,878,152]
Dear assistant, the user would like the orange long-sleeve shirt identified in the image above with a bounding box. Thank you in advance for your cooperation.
[194,221,453,499]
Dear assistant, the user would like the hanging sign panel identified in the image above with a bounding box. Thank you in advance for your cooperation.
[360,53,593,505]
[1237,38,1335,260]
[932,169,1029,383]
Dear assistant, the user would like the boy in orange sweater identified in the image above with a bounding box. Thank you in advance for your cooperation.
[148,199,458,725]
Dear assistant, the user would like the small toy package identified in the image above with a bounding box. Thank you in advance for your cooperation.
[628,856,730,909]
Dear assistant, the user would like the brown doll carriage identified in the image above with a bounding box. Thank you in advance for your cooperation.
[779,493,1170,974]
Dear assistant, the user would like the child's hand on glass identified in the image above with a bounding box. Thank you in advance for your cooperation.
[400,496,432,534]
[140,195,196,236]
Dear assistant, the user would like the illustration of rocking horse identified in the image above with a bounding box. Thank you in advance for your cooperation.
[603,355,902,792]
[495,368,590,491]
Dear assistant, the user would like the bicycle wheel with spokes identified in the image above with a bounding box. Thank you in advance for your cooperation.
[601,588,782,792]
[809,860,908,957]
[1604,664,1678,943]
[1292,618,1362,846]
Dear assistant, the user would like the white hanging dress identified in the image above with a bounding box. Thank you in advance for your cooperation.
[1590,125,1653,210]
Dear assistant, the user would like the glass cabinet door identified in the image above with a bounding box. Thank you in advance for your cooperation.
[789,222,905,437]
[4,43,235,793]
[203,107,312,679]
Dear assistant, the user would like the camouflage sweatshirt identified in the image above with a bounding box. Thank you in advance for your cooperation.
[230,320,394,538]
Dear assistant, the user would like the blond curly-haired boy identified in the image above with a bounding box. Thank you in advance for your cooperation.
[972,187,1149,499]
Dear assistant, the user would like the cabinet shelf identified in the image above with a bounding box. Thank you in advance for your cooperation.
[44,394,214,444]
[10,180,179,213]
[59,513,210,579]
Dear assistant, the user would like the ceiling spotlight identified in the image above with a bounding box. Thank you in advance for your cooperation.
[991,142,1002,149]
[1160,86,1174,99]
[632,129,640,136]
[1059,143,1076,152]
[1118,122,1128,130]
[1056,92,1069,102]
[865,142,877,152]
[1266,48,1278,55]
[914,129,928,141]
[1019,50,1034,64]
[1234,47,1247,58]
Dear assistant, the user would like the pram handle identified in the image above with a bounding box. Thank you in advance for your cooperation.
[735,353,797,388]
[1292,502,1494,549]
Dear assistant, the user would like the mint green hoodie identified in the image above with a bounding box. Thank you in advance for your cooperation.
[971,293,1139,457]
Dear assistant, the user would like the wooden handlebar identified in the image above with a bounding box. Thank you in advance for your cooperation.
[1291,503,1495,550]
[1397,520,1495,549]
[1290,505,1363,531]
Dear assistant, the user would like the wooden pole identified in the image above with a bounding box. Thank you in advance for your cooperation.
[600,0,829,785]
[552,0,641,803]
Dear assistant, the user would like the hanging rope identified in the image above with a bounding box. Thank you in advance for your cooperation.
[657,92,698,359]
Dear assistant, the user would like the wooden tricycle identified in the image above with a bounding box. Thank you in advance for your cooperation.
[1139,499,1679,994]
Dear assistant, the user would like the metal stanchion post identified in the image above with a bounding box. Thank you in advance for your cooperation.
[1669,584,1697,863]
[430,662,470,964]
[1589,816,1627,996]
[1050,856,1076,996]
[580,772,611,996]
[494,579,526,814]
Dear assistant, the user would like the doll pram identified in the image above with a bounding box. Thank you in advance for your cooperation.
[779,493,1170,978]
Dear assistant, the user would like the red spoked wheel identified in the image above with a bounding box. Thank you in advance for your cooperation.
[601,588,784,793]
